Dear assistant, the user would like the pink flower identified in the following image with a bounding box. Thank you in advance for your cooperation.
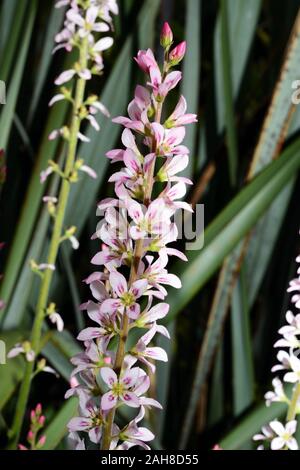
[148,70,182,100]
[134,49,158,74]
[100,271,148,319]
[68,397,104,444]
[165,96,197,127]
[150,123,188,156]
[100,367,141,410]
[129,325,168,372]
[128,199,171,240]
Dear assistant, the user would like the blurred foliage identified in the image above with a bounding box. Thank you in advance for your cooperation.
[0,0,300,450]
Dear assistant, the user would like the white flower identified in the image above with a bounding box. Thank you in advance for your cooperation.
[271,350,293,372]
[77,132,90,142]
[253,424,274,442]
[79,164,97,179]
[283,354,300,383]
[69,235,79,250]
[43,196,58,204]
[48,94,65,107]
[264,377,288,406]
[40,166,54,183]
[269,420,298,450]
[7,343,35,362]
[38,263,56,271]
[49,312,64,332]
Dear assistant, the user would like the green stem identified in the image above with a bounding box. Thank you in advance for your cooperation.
[9,37,89,449]
[287,382,300,421]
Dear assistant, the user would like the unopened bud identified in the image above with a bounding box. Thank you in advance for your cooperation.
[160,22,173,48]
[169,41,186,65]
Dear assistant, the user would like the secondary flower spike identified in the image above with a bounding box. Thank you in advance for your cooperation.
[66,21,197,451]
[253,231,300,450]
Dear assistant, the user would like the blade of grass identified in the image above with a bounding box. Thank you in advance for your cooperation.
[214,0,262,132]
[181,0,201,178]
[0,0,18,57]
[231,264,255,415]
[0,0,37,150]
[220,0,238,186]
[219,394,292,450]
[0,0,28,82]
[42,397,78,450]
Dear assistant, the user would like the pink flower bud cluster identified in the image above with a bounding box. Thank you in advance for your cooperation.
[18,403,46,450]
[66,23,197,450]
[253,241,300,450]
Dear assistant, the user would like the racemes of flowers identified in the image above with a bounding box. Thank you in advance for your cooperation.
[18,404,47,451]
[66,22,197,450]
[8,0,117,448]
[253,238,300,450]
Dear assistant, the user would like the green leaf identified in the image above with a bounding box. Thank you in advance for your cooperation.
[181,0,201,178]
[220,0,238,186]
[231,264,255,415]
[214,0,262,132]
[0,0,37,149]
[220,400,288,450]
[0,0,28,82]
[42,397,78,450]
[0,0,18,58]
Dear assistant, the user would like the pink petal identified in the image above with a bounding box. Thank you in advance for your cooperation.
[68,417,91,432]
[77,327,102,341]
[110,271,127,296]
[100,298,122,314]
[130,279,148,298]
[90,281,108,302]
[126,303,140,319]
[146,303,169,322]
[121,367,140,387]
[145,346,168,362]
[100,367,117,387]
[55,69,75,85]
[120,391,140,408]
[101,391,117,410]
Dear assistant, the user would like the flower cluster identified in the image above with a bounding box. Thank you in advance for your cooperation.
[18,404,47,451]
[253,243,300,450]
[66,22,197,450]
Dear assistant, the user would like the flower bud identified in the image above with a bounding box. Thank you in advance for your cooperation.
[37,435,46,448]
[35,403,42,415]
[27,430,34,443]
[38,415,46,426]
[169,41,186,65]
[160,22,173,48]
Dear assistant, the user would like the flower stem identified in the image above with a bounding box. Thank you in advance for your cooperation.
[287,382,300,421]
[101,100,163,450]
[8,37,89,449]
